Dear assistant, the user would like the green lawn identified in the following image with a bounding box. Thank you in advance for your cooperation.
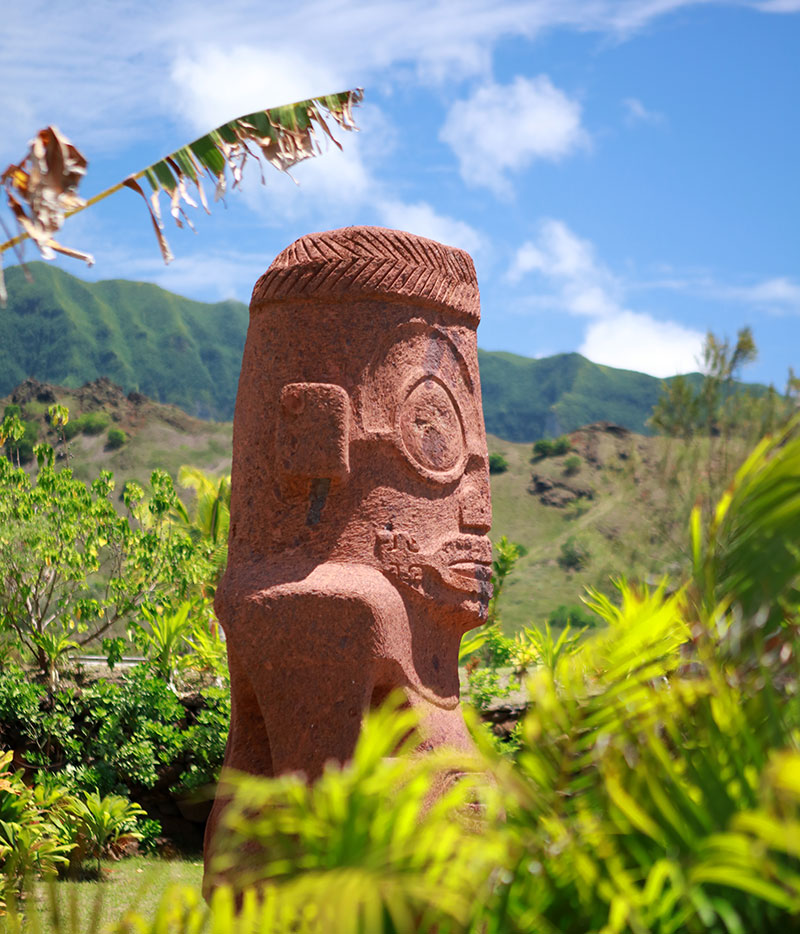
[27,857,204,933]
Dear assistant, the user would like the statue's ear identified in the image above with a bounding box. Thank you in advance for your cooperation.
[277,383,351,485]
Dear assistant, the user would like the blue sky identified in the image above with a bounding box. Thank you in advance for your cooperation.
[2,0,798,386]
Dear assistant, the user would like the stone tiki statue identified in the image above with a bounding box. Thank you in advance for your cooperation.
[205,226,492,879]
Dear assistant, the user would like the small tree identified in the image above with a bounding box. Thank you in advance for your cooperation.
[558,536,590,571]
[106,427,127,449]
[0,456,211,679]
[488,452,509,474]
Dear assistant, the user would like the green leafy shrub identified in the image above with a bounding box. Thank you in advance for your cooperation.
[480,623,516,668]
[532,435,571,460]
[106,427,127,449]
[0,664,230,801]
[0,663,43,746]
[488,535,525,626]
[0,460,212,680]
[557,535,590,570]
[0,751,73,906]
[61,411,112,441]
[512,618,586,676]
[130,601,197,688]
[66,791,145,874]
[547,602,599,629]
[488,452,509,474]
[465,667,515,710]
[136,817,163,854]
[90,668,188,792]
[62,418,81,441]
[80,411,112,435]
[563,498,591,520]
[563,453,581,475]
[460,536,527,708]
[181,612,228,682]
[179,684,232,794]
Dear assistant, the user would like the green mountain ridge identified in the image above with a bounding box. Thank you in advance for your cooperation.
[1,263,248,420]
[476,350,705,441]
[2,262,711,439]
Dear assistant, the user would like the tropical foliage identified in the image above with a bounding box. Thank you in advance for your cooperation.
[0,450,212,680]
[1,363,800,932]
[172,466,232,595]
[0,661,229,799]
[0,749,150,914]
[49,412,797,934]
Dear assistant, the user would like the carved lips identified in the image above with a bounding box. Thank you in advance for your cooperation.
[375,529,493,601]
[437,536,493,593]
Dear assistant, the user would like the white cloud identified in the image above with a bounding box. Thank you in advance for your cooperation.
[579,311,704,376]
[634,272,800,315]
[623,97,665,125]
[240,133,375,223]
[376,199,485,255]
[508,219,599,282]
[722,277,800,312]
[440,76,588,195]
[98,249,270,303]
[3,0,794,165]
[169,44,348,135]
[602,0,713,33]
[755,0,800,11]
[508,218,705,375]
[508,219,623,315]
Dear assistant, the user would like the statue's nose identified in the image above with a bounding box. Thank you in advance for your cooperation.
[457,454,492,534]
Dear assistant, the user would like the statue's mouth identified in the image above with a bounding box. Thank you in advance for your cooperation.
[439,536,493,591]
[447,560,493,581]
[375,530,493,600]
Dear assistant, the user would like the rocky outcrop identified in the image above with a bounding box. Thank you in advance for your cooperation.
[529,472,595,507]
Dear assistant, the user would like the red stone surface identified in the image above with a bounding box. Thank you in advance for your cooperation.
[204,226,492,887]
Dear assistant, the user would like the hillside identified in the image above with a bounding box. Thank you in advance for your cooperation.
[486,425,691,629]
[478,351,704,440]
[3,377,709,632]
[0,263,248,420]
[1,262,713,440]
[3,377,232,492]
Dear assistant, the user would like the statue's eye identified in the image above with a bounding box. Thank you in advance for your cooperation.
[398,379,465,474]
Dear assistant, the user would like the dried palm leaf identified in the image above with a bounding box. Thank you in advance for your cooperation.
[0,88,363,304]
[0,126,94,302]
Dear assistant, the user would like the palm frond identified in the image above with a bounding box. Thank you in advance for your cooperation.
[0,89,363,303]
[691,413,800,639]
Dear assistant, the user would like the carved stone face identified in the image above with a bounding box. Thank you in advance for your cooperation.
[356,320,493,624]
